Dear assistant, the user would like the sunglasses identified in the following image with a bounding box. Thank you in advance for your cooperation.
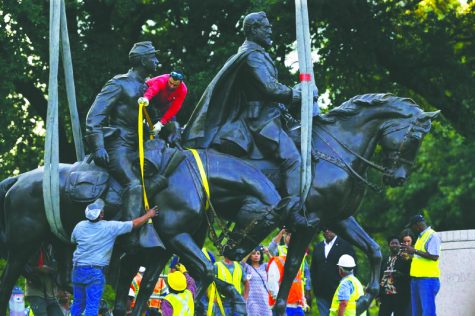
[170,71,184,81]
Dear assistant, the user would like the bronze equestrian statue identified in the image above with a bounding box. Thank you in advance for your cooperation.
[0,138,294,315]
[180,11,440,316]
[85,41,162,248]
[183,11,314,231]
[0,93,438,315]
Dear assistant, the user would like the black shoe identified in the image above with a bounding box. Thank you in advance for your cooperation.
[287,210,319,232]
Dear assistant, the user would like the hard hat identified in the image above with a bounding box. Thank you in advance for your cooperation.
[167,271,187,292]
[85,198,105,220]
[139,266,146,273]
[337,254,356,268]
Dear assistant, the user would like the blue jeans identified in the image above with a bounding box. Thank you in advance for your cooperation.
[411,277,440,316]
[71,266,106,316]
[286,306,305,316]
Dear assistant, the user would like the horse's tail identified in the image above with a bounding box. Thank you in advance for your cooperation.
[0,176,19,257]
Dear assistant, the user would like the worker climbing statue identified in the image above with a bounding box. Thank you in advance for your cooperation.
[85,41,163,249]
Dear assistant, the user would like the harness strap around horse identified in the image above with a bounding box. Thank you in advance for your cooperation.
[188,149,210,209]
[187,150,226,316]
[138,100,153,225]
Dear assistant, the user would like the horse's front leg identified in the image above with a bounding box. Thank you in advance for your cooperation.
[334,216,382,315]
[223,198,283,261]
[132,249,171,316]
[167,232,218,315]
[52,242,74,292]
[273,228,317,316]
[113,251,141,316]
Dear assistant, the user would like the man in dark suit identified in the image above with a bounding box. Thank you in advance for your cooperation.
[310,228,356,316]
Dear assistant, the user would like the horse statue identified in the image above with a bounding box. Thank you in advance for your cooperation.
[0,136,296,315]
[173,93,438,315]
[0,93,437,316]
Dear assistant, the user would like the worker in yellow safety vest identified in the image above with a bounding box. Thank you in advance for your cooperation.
[210,256,249,315]
[400,214,441,316]
[329,255,365,316]
[161,263,195,316]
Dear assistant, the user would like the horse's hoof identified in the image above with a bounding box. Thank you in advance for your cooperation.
[356,294,372,315]
[273,299,287,316]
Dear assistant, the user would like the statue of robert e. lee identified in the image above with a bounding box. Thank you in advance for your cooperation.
[184,12,313,229]
[85,41,162,248]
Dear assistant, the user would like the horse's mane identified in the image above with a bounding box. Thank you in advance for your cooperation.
[316,93,419,124]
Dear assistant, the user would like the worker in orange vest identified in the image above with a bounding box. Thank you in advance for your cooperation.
[129,266,169,314]
[267,252,307,315]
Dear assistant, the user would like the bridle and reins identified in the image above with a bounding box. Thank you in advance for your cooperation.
[313,119,419,193]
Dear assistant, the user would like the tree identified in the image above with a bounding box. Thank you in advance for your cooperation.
[311,0,475,139]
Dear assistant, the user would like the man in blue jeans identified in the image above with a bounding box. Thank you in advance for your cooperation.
[401,214,441,316]
[70,198,157,316]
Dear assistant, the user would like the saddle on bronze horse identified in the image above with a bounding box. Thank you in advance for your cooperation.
[64,141,186,222]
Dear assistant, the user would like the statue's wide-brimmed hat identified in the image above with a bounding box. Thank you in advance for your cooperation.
[85,198,105,220]
[129,41,158,59]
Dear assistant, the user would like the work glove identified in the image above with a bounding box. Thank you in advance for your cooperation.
[138,97,149,107]
[175,263,187,274]
[93,148,109,167]
[153,121,164,135]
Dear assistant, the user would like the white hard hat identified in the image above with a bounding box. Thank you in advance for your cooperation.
[139,266,146,273]
[337,254,356,268]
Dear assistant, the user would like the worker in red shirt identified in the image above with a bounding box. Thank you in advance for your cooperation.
[138,70,188,135]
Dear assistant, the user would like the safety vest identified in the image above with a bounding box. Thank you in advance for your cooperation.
[215,261,243,294]
[149,277,168,309]
[329,274,364,316]
[278,245,308,292]
[410,228,441,278]
[267,256,303,307]
[278,244,288,256]
[130,272,143,308]
[163,289,194,316]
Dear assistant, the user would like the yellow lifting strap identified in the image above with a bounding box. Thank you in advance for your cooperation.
[188,149,211,210]
[142,105,155,141]
[138,100,152,215]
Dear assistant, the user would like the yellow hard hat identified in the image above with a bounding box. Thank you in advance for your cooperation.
[167,271,187,291]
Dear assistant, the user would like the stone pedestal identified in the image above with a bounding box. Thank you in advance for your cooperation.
[436,229,475,315]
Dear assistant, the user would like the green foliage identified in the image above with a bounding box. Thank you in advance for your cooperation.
[0,1,474,313]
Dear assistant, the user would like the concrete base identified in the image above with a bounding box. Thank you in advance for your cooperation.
[436,230,475,315]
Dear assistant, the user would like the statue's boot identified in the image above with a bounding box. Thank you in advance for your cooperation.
[280,145,318,231]
[123,184,162,251]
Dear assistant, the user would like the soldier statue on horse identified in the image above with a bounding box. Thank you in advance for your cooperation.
[0,11,439,316]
